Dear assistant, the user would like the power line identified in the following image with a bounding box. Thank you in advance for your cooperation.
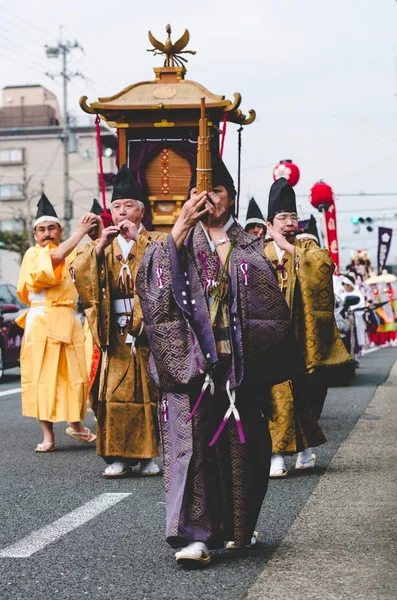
[0,50,47,77]
[0,39,50,72]
[0,4,57,40]
[0,17,55,48]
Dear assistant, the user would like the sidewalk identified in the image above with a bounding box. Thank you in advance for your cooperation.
[247,359,397,600]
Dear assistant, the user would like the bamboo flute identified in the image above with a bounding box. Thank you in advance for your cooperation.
[196,97,212,194]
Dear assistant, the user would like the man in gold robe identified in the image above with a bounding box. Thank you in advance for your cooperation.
[17,193,99,452]
[72,165,163,479]
[264,178,351,477]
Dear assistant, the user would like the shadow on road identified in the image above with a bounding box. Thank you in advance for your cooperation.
[1,374,20,384]
[0,367,21,388]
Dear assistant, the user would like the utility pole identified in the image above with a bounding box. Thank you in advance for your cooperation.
[45,30,84,238]
[61,42,71,238]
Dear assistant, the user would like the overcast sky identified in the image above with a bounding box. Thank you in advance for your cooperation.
[1,0,397,267]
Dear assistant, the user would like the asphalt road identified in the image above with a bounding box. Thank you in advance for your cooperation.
[0,348,396,600]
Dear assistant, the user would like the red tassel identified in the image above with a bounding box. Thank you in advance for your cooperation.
[95,115,108,214]
[100,212,113,228]
[220,113,228,158]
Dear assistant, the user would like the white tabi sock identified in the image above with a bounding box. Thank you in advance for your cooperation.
[175,542,209,559]
[270,454,286,476]
[139,459,160,475]
[296,448,315,468]
[104,461,129,475]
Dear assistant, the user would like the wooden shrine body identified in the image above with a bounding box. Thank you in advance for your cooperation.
[80,29,255,231]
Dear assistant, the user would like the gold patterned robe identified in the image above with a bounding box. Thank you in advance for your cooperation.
[72,229,163,461]
[16,244,88,422]
[264,237,351,453]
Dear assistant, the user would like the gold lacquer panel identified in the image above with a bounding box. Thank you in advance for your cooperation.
[145,148,191,228]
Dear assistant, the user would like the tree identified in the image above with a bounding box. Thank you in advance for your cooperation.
[0,231,30,262]
[0,174,38,262]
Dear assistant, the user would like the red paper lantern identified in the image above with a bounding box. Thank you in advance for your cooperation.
[272,159,300,187]
[310,181,334,212]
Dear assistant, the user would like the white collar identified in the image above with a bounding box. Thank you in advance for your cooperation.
[117,223,142,260]
[200,216,235,252]
[273,241,285,261]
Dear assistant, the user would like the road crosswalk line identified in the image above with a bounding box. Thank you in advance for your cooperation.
[0,493,131,558]
[0,388,21,398]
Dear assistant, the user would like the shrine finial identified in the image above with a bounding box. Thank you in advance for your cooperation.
[147,25,196,67]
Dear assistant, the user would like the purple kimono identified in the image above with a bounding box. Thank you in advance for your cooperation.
[136,221,300,548]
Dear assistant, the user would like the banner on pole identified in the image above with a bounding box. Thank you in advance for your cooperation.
[377,227,393,275]
[323,202,339,274]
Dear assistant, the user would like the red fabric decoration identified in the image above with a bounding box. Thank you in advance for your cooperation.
[95,115,108,213]
[220,113,228,158]
[95,114,112,232]
[273,160,300,187]
[310,181,334,211]
[323,202,340,275]
[100,212,113,228]
[88,344,101,395]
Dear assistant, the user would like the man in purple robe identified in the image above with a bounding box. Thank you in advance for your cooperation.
[136,157,300,566]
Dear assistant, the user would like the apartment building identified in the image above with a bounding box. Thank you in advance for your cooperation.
[0,85,117,236]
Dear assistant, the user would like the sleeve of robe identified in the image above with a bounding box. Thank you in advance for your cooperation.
[230,244,303,387]
[17,244,65,305]
[292,239,351,372]
[71,241,109,349]
[136,234,218,390]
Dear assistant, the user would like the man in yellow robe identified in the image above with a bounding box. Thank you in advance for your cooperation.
[264,179,351,477]
[17,193,99,452]
[72,165,163,479]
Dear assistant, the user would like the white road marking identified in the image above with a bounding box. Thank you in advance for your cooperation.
[0,493,131,558]
[0,387,21,398]
[361,347,381,356]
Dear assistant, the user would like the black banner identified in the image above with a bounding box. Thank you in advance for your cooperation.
[377,227,393,275]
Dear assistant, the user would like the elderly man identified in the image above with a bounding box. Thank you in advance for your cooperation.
[72,165,162,479]
[17,193,98,452]
[136,157,300,566]
[264,178,351,477]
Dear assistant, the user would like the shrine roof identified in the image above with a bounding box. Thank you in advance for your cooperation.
[80,67,255,125]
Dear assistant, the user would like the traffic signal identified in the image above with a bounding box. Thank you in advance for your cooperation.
[350,216,373,232]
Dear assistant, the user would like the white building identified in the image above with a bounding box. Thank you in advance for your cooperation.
[0,84,117,239]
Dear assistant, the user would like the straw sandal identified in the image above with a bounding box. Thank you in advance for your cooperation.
[295,453,316,470]
[35,442,56,453]
[226,531,259,549]
[65,426,96,444]
[175,542,211,566]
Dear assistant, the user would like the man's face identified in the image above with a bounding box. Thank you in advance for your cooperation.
[246,223,264,237]
[190,184,235,215]
[267,212,299,237]
[111,198,144,227]
[34,222,63,247]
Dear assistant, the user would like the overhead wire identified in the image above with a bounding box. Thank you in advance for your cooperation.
[0,50,48,77]
[0,16,55,48]
[0,40,50,73]
[0,4,57,40]
[1,13,118,99]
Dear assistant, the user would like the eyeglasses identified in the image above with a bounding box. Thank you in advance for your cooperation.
[274,214,299,223]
